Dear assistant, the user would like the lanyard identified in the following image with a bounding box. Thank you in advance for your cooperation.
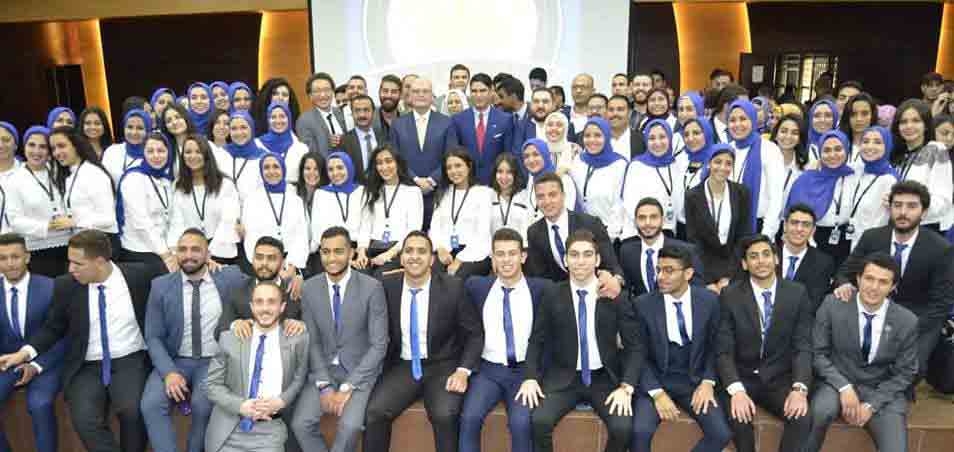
[148,176,169,211]
[334,191,351,223]
[583,165,596,200]
[450,186,471,227]
[232,158,251,182]
[782,168,795,193]
[899,151,918,180]
[66,161,85,209]
[656,165,673,198]
[706,182,725,234]
[266,191,287,229]
[123,152,136,172]
[832,177,846,217]
[0,185,5,232]
[496,194,514,225]
[192,187,209,224]
[849,174,881,219]
[382,184,400,221]
[26,167,55,202]
[684,164,701,191]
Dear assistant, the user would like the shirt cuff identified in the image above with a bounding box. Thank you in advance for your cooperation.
[726,382,746,395]
[648,388,663,397]
[20,345,38,360]
[701,379,716,387]
[838,384,853,393]
[793,382,808,391]
[339,383,353,392]
[29,362,43,374]
[456,367,472,377]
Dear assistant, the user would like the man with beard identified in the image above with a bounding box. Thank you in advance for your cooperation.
[607,94,643,159]
[834,180,954,379]
[629,73,652,125]
[373,74,402,139]
[141,229,246,452]
[340,95,386,182]
[512,88,577,152]
[342,75,368,131]
[569,73,595,132]
[619,198,703,298]
[778,204,835,310]
[292,227,388,452]
[452,73,516,185]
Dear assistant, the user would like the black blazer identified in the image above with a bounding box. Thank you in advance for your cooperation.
[619,236,705,298]
[339,126,387,184]
[525,281,631,392]
[28,262,165,388]
[685,181,752,284]
[216,269,301,339]
[524,211,622,282]
[381,272,484,371]
[777,246,835,310]
[717,279,814,389]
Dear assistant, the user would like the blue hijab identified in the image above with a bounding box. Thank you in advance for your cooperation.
[187,82,213,134]
[260,154,287,194]
[116,134,175,233]
[224,112,266,160]
[580,118,626,169]
[751,96,772,133]
[785,130,855,220]
[728,99,764,233]
[228,82,254,112]
[808,99,840,149]
[636,119,675,167]
[321,151,358,194]
[210,81,229,100]
[0,121,18,148]
[522,138,556,176]
[150,88,176,110]
[122,109,152,160]
[860,126,899,178]
[258,102,294,157]
[46,107,76,129]
[700,144,735,181]
[22,125,50,145]
[677,91,705,131]
[683,117,716,164]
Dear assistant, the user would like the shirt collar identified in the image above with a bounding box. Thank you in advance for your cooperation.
[5,272,30,293]
[856,296,890,317]
[326,269,352,291]
[545,208,569,229]
[253,324,282,340]
[493,275,528,291]
[641,236,664,253]
[569,277,599,299]
[181,268,213,285]
[404,276,432,295]
[782,244,808,261]
[413,110,430,122]
[101,262,123,288]
[663,287,691,306]
[891,227,919,247]
[749,277,778,298]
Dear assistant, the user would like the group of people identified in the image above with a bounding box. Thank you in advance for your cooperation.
[0,62,952,452]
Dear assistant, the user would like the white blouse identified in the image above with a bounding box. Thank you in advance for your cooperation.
[6,167,71,250]
[241,186,308,269]
[814,176,852,228]
[168,179,241,258]
[621,158,688,239]
[254,135,309,184]
[570,158,627,239]
[310,186,366,252]
[674,151,706,223]
[729,138,786,238]
[520,173,578,225]
[213,145,269,202]
[64,161,118,233]
[119,172,173,255]
[704,180,733,245]
[896,142,954,229]
[491,190,534,240]
[101,143,142,184]
[780,157,803,206]
[358,183,424,248]
[844,171,896,249]
[429,185,494,262]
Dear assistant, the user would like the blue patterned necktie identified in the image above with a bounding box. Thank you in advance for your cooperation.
[577,289,591,386]
[645,249,657,292]
[9,287,22,340]
[760,290,774,356]
[240,334,267,432]
[552,225,566,270]
[893,242,908,275]
[502,287,517,367]
[409,288,423,381]
[861,312,876,364]
[785,256,799,280]
[673,301,691,346]
[98,285,112,386]
[332,284,342,334]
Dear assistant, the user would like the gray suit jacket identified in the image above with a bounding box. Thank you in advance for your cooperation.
[204,327,310,452]
[296,107,347,157]
[813,295,919,413]
[300,272,388,391]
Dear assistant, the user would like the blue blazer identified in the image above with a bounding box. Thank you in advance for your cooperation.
[512,116,577,154]
[144,266,245,378]
[625,286,720,392]
[451,107,515,185]
[0,274,65,371]
[390,110,458,184]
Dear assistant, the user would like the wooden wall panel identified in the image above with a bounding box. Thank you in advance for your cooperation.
[938,3,954,78]
[0,0,305,23]
[673,2,751,92]
[630,3,680,94]
[259,10,311,110]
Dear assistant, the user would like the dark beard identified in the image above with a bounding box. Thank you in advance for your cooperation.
[890,217,921,234]
[380,100,398,113]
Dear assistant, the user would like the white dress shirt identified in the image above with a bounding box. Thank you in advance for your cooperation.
[482,277,534,365]
[248,326,284,399]
[326,270,352,365]
[897,142,954,229]
[663,290,694,346]
[857,298,890,364]
[169,180,242,258]
[570,107,589,133]
[120,172,173,255]
[101,143,142,184]
[569,278,603,371]
[86,263,147,361]
[843,171,895,249]
[400,278,431,360]
[570,159,627,239]
[491,191,533,240]
[241,187,309,269]
[640,238,663,291]
[214,151,266,203]
[342,105,356,132]
[281,137,310,185]
[622,158,688,238]
[311,186,366,252]
[815,176,850,227]
[318,108,345,136]
[729,138,785,238]
[781,159,802,206]
[705,180,734,245]
[355,127,378,170]
[64,162,119,233]
[890,228,918,276]
[428,186,494,262]
[6,166,71,251]
[544,209,570,271]
[358,183,424,248]
[713,117,729,143]
[180,271,222,358]
[609,128,631,161]
[413,111,430,148]
[781,245,808,279]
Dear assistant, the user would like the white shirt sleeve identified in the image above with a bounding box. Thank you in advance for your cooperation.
[759,139,785,238]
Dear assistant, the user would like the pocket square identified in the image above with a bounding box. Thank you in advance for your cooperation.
[493,132,503,139]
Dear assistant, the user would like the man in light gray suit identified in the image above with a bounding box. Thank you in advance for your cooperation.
[291,226,389,452]
[205,281,310,452]
[297,72,348,157]
[805,252,919,452]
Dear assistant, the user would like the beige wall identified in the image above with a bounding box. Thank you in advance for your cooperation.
[0,0,306,23]
[259,10,311,106]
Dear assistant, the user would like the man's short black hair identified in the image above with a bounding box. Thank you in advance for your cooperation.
[785,203,817,224]
[498,77,525,102]
[306,72,336,93]
[658,245,692,269]
[889,180,931,211]
[861,252,901,285]
[254,236,286,256]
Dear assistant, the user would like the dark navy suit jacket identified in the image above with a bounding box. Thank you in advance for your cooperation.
[390,110,458,183]
[0,274,65,371]
[451,107,515,185]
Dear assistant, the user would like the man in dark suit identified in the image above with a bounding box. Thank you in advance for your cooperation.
[805,253,919,452]
[524,173,624,298]
[0,230,165,452]
[297,72,347,157]
[291,227,389,452]
[516,229,635,452]
[833,181,953,378]
[607,94,645,158]
[451,73,515,185]
[459,228,550,452]
[0,233,65,452]
[141,229,245,452]
[390,78,459,229]
[718,235,814,452]
[778,204,835,310]
[512,88,577,153]
[624,245,732,452]
[339,94,386,184]
[372,74,402,140]
[620,197,704,298]
[363,231,484,452]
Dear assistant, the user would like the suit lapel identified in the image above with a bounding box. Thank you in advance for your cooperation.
[426,275,440,348]
[650,294,669,369]
[339,274,361,342]
[314,277,335,342]
[170,276,185,339]
[794,248,815,280]
[422,111,436,152]
[690,288,707,358]
[740,283,763,350]
[845,296,862,359]
[872,303,896,363]
[240,334,251,396]
[0,280,10,337]
[279,331,293,390]
[563,285,580,364]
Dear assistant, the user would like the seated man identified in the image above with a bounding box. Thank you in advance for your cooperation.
[517,229,634,452]
[805,253,919,452]
[205,281,310,452]
[0,233,65,452]
[625,245,732,452]
[778,203,835,310]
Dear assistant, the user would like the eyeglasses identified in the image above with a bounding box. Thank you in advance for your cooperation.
[656,266,684,275]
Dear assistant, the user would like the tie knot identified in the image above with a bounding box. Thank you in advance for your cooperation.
[762,290,772,301]
[502,287,515,295]
[789,256,798,264]
[551,224,560,232]
[576,289,588,300]
[189,279,202,289]
[894,242,908,252]
[98,284,106,293]
[260,334,267,342]
[863,312,876,322]
[333,284,341,294]
[10,287,17,294]
[409,288,422,296]
[673,301,683,308]
[646,249,655,257]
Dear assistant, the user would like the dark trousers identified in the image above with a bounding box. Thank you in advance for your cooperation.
[459,360,531,452]
[27,246,68,278]
[631,379,732,452]
[720,376,811,452]
[0,364,62,452]
[364,359,464,452]
[531,370,632,452]
[63,351,149,452]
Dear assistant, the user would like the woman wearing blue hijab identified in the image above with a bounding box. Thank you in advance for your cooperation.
[517,137,579,223]
[150,88,176,129]
[46,107,76,129]
[807,98,839,164]
[0,121,22,184]
[312,151,365,260]
[116,132,176,270]
[839,126,899,251]
[256,102,309,184]
[726,99,786,237]
[222,111,267,199]
[228,81,254,112]
[673,91,705,155]
[187,82,214,134]
[674,117,715,238]
[210,81,231,111]
[101,109,151,183]
[785,130,856,265]
[240,153,308,271]
[622,118,686,238]
[570,117,628,239]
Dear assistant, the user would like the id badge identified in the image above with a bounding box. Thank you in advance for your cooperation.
[665,204,675,222]
[844,223,856,241]
[450,234,460,250]
[827,226,841,245]
[382,229,391,243]
[51,204,61,217]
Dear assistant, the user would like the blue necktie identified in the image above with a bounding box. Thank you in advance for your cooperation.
[9,287,22,340]
[409,288,423,381]
[332,284,342,335]
[893,242,908,275]
[645,249,657,292]
[240,334,267,432]
[785,256,799,280]
[861,312,876,364]
[576,289,591,386]
[501,287,517,367]
[673,301,691,346]
[552,225,566,270]
[760,290,774,356]
[97,285,111,386]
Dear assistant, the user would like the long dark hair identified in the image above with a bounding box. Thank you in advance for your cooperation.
[491,152,526,197]
[838,92,878,146]
[891,98,934,163]
[770,113,808,170]
[434,147,477,207]
[161,104,197,147]
[206,109,231,143]
[252,78,301,136]
[364,143,413,212]
[79,106,114,149]
[175,134,224,195]
[50,127,114,195]
[294,151,329,202]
